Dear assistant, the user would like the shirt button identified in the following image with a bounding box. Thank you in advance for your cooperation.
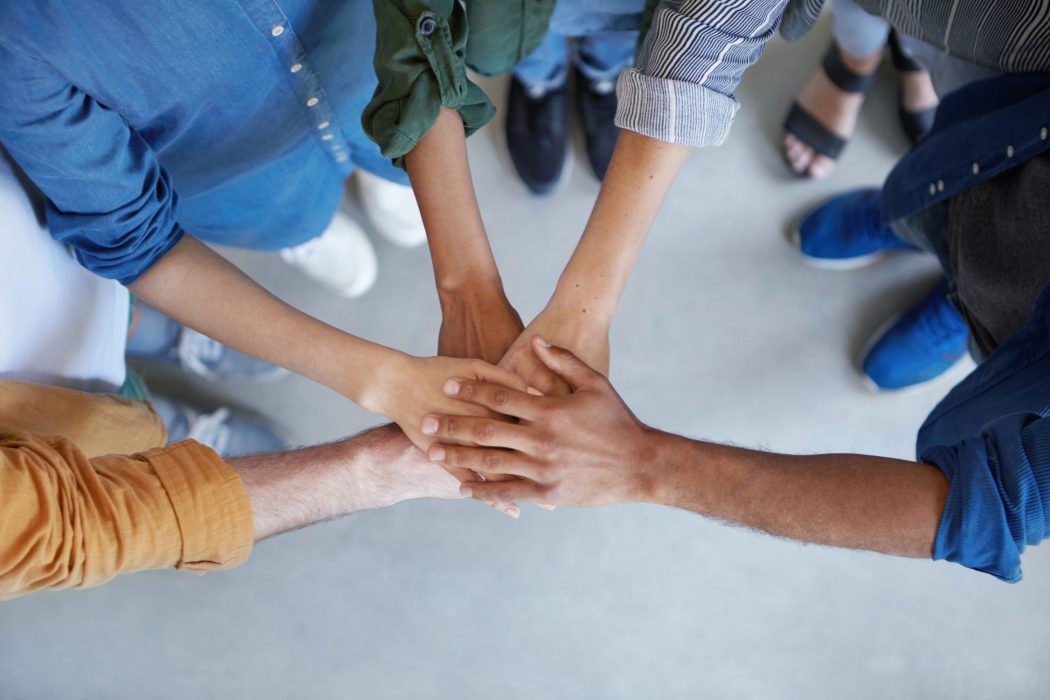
[1042,127,1048,141]
[936,179,944,192]
[336,153,349,163]
[972,162,979,175]
[271,25,285,37]
[290,63,303,73]
[306,97,319,107]
[1007,145,1015,158]
[318,121,330,130]
[322,134,334,141]
[929,182,936,195]
[419,17,437,36]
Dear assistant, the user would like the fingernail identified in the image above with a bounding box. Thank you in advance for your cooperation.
[428,445,445,461]
[421,416,439,435]
[443,379,461,396]
[506,505,520,519]
[534,336,551,348]
[459,485,473,497]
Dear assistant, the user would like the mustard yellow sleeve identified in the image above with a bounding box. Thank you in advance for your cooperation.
[0,433,252,600]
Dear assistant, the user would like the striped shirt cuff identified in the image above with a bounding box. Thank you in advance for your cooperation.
[615,68,739,148]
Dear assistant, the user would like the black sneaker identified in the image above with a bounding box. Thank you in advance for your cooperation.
[575,74,619,181]
[505,75,569,195]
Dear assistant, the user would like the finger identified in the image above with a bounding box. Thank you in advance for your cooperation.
[429,443,538,479]
[526,364,572,397]
[531,336,602,392]
[470,361,529,393]
[420,414,532,450]
[442,378,543,421]
[461,479,548,504]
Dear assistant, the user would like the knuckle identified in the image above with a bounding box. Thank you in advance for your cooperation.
[476,422,496,441]
[491,389,509,407]
[482,452,501,471]
[444,417,456,437]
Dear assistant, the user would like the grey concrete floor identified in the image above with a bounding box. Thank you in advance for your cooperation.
[3,22,1049,700]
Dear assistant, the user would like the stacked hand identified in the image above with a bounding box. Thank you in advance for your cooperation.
[422,336,652,508]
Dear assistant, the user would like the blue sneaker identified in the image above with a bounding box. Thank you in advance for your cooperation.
[862,281,971,392]
[794,189,917,269]
[127,302,288,382]
[151,395,285,457]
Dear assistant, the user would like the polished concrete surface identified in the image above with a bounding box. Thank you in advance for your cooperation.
[2,22,1047,700]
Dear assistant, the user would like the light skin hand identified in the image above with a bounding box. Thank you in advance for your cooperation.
[232,422,517,543]
[499,130,692,395]
[129,237,524,458]
[425,338,949,559]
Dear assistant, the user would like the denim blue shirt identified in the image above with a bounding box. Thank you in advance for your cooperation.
[886,75,1050,582]
[0,1,407,285]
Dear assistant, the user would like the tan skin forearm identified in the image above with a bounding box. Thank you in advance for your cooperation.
[404,108,503,297]
[645,433,949,558]
[404,108,524,365]
[129,235,396,411]
[549,129,691,320]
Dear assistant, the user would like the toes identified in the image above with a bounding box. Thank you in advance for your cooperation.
[806,155,835,179]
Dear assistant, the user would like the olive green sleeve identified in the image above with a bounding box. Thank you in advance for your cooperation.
[363,0,495,169]
[464,0,555,77]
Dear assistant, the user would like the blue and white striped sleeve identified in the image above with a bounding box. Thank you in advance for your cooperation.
[615,0,788,147]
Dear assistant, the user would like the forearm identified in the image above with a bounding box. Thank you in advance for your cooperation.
[232,424,455,540]
[129,235,397,410]
[549,130,691,319]
[643,432,949,558]
[404,107,503,298]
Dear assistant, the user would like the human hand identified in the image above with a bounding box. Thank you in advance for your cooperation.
[422,337,657,507]
[438,286,524,364]
[498,302,610,397]
[369,352,527,454]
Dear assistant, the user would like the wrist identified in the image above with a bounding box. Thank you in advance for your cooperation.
[548,276,619,326]
[629,429,691,505]
[436,267,504,303]
[357,348,411,417]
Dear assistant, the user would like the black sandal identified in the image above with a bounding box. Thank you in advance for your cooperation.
[783,42,878,175]
[889,31,937,144]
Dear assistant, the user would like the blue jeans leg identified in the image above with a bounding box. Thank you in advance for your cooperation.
[574,30,638,86]
[514,31,571,93]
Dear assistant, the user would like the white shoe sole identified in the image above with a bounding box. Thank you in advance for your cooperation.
[789,225,888,270]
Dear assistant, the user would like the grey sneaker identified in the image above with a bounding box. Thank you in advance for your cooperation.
[151,395,284,457]
[127,302,289,382]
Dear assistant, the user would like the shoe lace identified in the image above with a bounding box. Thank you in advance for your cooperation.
[852,194,898,248]
[177,329,223,379]
[185,406,232,455]
[913,288,967,350]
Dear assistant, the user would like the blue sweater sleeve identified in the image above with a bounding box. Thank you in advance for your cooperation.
[0,41,183,286]
[922,413,1050,582]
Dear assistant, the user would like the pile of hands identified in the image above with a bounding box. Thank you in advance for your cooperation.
[375,283,655,516]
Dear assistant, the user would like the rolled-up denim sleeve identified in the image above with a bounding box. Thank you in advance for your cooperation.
[363,0,496,168]
[922,413,1050,583]
[0,41,182,286]
[616,0,787,147]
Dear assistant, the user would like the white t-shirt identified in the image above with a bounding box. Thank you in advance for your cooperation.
[0,157,128,393]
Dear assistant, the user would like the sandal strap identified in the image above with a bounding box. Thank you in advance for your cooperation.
[783,103,847,160]
[889,31,925,73]
[821,42,877,94]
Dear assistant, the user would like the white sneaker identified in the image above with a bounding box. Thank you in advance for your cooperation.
[355,169,428,248]
[280,211,378,298]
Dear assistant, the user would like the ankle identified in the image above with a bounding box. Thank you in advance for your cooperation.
[838,46,882,76]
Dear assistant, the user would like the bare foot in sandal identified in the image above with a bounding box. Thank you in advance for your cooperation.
[783,44,882,179]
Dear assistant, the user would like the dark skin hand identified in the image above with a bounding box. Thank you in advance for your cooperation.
[424,337,948,560]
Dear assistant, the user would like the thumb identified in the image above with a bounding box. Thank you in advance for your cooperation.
[531,336,600,392]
